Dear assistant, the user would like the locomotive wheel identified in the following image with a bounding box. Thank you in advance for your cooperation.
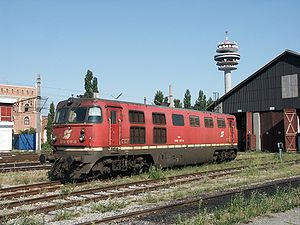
[229,150,237,160]
[213,151,220,163]
[220,151,226,162]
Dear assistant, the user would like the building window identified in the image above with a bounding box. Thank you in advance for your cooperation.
[204,117,214,128]
[153,127,167,144]
[217,118,226,128]
[189,115,200,127]
[152,113,166,125]
[282,74,298,98]
[130,126,145,144]
[0,106,12,122]
[24,104,30,112]
[24,116,30,125]
[129,110,145,124]
[172,114,184,126]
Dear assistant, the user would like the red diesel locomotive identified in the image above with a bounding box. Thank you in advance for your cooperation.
[41,97,238,181]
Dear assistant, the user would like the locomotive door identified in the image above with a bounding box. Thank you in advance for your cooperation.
[228,118,235,145]
[107,107,122,147]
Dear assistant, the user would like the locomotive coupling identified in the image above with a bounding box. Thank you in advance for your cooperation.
[39,154,55,164]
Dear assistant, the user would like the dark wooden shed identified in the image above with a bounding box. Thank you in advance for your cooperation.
[209,50,300,152]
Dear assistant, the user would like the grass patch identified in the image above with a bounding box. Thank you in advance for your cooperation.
[146,166,165,180]
[91,199,129,213]
[5,214,45,225]
[60,182,76,198]
[54,209,80,221]
[176,187,300,225]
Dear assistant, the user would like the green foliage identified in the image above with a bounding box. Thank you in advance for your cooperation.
[55,209,80,221]
[183,89,192,109]
[84,69,95,98]
[206,97,213,109]
[92,77,99,93]
[91,199,129,213]
[60,183,76,198]
[46,102,55,146]
[174,98,183,108]
[194,90,207,110]
[177,187,300,225]
[147,166,165,179]
[19,127,36,134]
[154,90,164,105]
[6,215,44,225]
[163,96,169,104]
[41,142,53,153]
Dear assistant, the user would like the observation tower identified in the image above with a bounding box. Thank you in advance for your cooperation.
[214,32,240,93]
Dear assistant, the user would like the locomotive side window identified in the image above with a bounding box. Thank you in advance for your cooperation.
[130,127,145,144]
[153,127,167,144]
[204,117,214,128]
[172,114,184,126]
[189,115,200,127]
[152,113,166,125]
[129,110,145,124]
[55,108,69,124]
[68,107,87,123]
[217,118,226,128]
[87,107,102,123]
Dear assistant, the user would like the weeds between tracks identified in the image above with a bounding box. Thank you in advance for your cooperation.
[176,186,300,225]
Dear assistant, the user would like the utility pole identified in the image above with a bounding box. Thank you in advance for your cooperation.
[36,74,41,153]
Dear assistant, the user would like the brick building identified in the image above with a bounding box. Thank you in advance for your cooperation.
[0,84,37,134]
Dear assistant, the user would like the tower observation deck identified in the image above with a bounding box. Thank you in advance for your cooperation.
[214,32,240,93]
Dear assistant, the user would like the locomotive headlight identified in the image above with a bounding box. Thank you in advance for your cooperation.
[52,135,57,142]
[79,134,85,142]
[79,128,85,142]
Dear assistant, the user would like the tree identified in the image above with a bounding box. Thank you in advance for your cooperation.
[154,90,164,105]
[206,97,213,109]
[163,96,169,104]
[46,102,55,145]
[183,89,192,109]
[84,70,94,98]
[194,90,207,110]
[174,99,183,108]
[92,77,99,93]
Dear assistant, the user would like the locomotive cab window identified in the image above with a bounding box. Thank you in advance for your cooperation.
[87,107,102,123]
[217,118,226,128]
[172,114,184,126]
[189,115,200,127]
[55,108,69,124]
[68,107,87,123]
[129,110,145,124]
[152,113,166,125]
[204,117,214,128]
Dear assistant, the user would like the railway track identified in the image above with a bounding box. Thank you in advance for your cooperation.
[0,162,51,173]
[0,160,298,223]
[0,153,51,163]
[77,176,300,225]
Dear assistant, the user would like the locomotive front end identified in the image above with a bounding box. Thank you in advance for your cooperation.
[41,98,104,181]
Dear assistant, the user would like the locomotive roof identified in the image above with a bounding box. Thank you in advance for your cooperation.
[58,97,233,117]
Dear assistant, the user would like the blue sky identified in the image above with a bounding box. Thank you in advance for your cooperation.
[1,1,300,113]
